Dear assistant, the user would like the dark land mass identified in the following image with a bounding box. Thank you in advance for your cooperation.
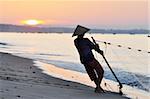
[0,24,149,34]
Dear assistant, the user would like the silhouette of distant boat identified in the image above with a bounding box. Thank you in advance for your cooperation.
[130,32,135,35]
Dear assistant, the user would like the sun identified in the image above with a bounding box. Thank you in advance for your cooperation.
[22,19,44,26]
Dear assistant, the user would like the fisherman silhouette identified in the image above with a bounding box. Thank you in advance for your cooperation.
[73,25,104,93]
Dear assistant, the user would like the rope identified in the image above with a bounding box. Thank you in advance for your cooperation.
[96,40,150,54]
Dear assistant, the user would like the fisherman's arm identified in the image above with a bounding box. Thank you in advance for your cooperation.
[94,44,104,55]
[87,39,104,55]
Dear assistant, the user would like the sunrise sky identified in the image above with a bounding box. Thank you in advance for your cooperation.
[0,0,149,29]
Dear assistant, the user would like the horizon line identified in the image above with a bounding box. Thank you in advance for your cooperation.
[0,23,149,30]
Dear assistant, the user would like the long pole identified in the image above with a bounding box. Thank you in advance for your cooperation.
[91,37,123,95]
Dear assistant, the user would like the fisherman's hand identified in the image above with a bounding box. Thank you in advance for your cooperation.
[94,44,104,55]
[95,44,99,49]
[98,49,104,55]
[100,50,104,55]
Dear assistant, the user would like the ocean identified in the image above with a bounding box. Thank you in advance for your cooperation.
[0,32,149,92]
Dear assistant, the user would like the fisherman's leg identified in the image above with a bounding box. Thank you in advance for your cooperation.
[93,59,104,83]
[93,77,105,93]
[84,61,104,93]
[89,72,104,93]
[95,65,104,85]
[84,64,99,90]
[93,60,104,92]
[94,78,100,88]
[94,76,104,93]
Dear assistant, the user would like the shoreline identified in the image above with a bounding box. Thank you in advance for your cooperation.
[0,52,129,99]
[34,59,149,99]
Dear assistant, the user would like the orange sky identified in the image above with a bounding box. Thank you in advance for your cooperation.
[0,0,148,29]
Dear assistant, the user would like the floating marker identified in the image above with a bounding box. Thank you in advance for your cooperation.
[104,42,107,44]
[118,45,122,47]
[108,43,111,45]
[128,47,131,49]
[96,40,149,54]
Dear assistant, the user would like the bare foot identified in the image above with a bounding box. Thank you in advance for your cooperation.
[95,87,105,93]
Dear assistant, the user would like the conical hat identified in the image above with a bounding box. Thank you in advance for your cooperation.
[72,25,90,37]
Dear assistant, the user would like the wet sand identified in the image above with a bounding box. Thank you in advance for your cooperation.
[0,52,129,99]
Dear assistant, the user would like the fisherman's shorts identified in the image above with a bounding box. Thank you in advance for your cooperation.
[83,59,104,81]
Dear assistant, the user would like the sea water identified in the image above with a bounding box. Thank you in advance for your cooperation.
[0,32,149,92]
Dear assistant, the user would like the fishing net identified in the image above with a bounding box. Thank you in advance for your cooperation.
[88,34,149,92]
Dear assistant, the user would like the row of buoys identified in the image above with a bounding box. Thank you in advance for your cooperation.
[96,40,150,54]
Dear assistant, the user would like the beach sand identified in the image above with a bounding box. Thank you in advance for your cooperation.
[0,52,130,99]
